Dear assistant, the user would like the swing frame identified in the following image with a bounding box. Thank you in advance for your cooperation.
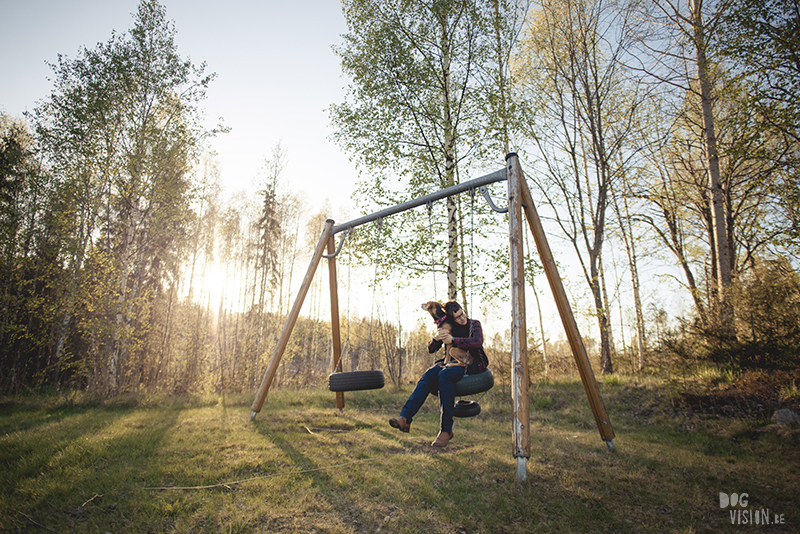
[249,154,615,482]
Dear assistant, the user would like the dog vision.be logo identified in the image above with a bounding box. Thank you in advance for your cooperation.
[719,492,786,526]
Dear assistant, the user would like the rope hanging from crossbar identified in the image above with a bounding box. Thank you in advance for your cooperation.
[362,218,384,370]
[426,201,437,300]
[469,187,476,317]
[340,229,354,373]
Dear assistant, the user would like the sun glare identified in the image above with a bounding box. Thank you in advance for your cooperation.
[196,262,230,312]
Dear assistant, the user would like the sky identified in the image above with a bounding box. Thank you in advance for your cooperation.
[0,0,357,218]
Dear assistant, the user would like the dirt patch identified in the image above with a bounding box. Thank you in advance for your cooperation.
[679,369,800,419]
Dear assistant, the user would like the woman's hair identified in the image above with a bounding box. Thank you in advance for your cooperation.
[444,300,463,320]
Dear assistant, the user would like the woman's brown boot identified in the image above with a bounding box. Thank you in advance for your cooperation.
[431,431,454,447]
[389,416,410,433]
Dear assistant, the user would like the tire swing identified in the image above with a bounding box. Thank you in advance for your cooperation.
[452,369,495,417]
[454,400,481,417]
[455,368,495,396]
[327,220,386,393]
[328,369,385,392]
[426,369,496,405]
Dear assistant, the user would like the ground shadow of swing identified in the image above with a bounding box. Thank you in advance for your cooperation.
[249,426,376,530]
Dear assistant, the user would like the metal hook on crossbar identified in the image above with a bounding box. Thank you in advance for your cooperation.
[323,227,353,259]
[479,185,508,213]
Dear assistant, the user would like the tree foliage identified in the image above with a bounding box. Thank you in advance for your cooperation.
[717,0,800,143]
[3,0,799,397]
[666,256,800,370]
[717,0,800,246]
[331,0,525,303]
[513,0,649,373]
[44,0,216,393]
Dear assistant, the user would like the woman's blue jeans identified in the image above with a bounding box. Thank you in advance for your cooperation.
[400,364,465,433]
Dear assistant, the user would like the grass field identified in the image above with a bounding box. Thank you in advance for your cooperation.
[2,374,798,533]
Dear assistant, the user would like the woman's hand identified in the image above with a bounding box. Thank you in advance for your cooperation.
[434,329,454,344]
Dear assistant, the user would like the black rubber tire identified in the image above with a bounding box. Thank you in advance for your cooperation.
[453,399,481,418]
[328,370,385,392]
[454,369,494,396]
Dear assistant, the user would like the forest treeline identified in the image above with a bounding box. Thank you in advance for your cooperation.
[1,0,799,397]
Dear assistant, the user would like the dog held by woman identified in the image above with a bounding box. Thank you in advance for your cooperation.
[422,301,472,367]
[389,300,489,447]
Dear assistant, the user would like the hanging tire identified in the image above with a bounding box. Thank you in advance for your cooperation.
[453,399,481,418]
[328,370,385,392]
[454,369,494,396]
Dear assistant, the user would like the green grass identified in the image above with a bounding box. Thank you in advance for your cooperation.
[1,376,798,533]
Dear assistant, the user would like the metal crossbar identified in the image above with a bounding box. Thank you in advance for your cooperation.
[331,168,507,235]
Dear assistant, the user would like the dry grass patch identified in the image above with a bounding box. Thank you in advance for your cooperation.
[1,378,798,533]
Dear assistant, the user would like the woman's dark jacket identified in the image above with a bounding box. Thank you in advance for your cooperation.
[427,319,489,374]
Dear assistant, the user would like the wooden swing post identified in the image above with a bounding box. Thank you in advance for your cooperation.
[512,157,616,449]
[327,234,345,411]
[506,153,531,482]
[250,219,335,421]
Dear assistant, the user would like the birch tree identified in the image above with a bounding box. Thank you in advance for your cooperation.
[331,0,523,301]
[32,0,217,393]
[630,0,739,331]
[515,0,647,374]
[630,0,796,338]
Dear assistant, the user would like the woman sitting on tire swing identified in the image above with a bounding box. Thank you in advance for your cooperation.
[389,300,489,447]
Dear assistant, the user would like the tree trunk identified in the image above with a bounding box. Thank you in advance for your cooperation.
[440,9,458,302]
[692,0,734,328]
[625,200,647,372]
[612,177,647,371]
[458,195,469,313]
[110,202,139,393]
[598,255,615,374]
[649,167,709,325]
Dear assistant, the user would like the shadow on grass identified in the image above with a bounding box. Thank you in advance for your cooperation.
[1,402,182,533]
[3,379,798,534]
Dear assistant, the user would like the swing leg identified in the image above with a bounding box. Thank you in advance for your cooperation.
[514,155,616,446]
[516,457,527,483]
[250,220,334,419]
[328,234,346,412]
